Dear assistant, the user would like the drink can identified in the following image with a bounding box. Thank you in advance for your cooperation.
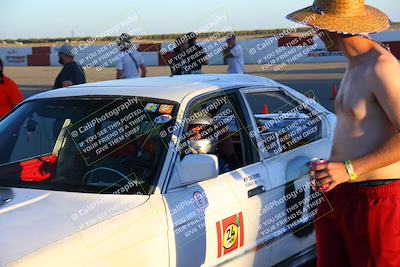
[310,158,328,169]
[310,158,329,191]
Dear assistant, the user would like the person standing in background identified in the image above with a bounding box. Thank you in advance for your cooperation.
[169,36,191,76]
[186,32,208,74]
[116,33,147,79]
[0,58,23,119]
[224,34,245,74]
[53,44,86,89]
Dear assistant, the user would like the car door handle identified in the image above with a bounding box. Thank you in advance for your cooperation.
[248,186,266,198]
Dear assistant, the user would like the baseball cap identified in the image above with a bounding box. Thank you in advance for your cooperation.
[57,44,76,57]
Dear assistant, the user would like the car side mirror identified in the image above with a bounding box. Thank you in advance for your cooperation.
[177,154,219,186]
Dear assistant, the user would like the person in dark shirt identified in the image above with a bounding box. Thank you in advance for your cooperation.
[169,36,190,76]
[53,44,86,89]
[186,32,208,74]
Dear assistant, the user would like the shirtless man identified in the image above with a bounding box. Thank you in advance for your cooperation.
[319,32,400,187]
[287,1,400,266]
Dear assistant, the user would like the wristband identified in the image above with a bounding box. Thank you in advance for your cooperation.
[345,160,358,182]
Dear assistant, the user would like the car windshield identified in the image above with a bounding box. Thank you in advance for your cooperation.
[0,96,177,195]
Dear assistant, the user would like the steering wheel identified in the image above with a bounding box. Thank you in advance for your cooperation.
[83,167,130,188]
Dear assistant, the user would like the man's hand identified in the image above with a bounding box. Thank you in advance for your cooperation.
[222,44,232,57]
[310,162,349,192]
[62,80,73,87]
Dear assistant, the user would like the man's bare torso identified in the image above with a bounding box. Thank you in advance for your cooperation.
[331,45,400,180]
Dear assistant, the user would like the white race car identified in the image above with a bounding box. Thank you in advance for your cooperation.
[0,74,335,267]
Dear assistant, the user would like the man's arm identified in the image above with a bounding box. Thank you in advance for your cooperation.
[351,56,400,176]
[116,70,123,79]
[137,53,146,77]
[116,58,123,79]
[140,64,147,77]
[60,65,74,87]
[223,45,232,58]
[229,45,241,58]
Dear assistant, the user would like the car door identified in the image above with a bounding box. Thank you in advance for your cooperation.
[240,86,336,265]
[162,90,273,267]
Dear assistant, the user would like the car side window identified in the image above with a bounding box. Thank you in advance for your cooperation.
[179,93,254,175]
[244,89,323,158]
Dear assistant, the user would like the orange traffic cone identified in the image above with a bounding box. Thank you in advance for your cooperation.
[262,104,269,114]
[331,84,338,99]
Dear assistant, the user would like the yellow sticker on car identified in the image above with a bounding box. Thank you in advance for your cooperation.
[159,104,174,114]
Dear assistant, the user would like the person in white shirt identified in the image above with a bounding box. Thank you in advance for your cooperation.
[225,34,245,74]
[116,33,147,79]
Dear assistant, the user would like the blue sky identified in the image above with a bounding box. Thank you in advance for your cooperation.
[1,0,399,39]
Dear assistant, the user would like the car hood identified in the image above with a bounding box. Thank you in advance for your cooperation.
[0,187,149,266]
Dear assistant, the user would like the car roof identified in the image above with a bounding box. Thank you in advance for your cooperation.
[29,74,280,103]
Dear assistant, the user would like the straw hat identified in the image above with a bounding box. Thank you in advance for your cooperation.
[286,0,390,35]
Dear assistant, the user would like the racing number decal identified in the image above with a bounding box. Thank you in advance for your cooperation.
[223,224,238,249]
[216,212,244,258]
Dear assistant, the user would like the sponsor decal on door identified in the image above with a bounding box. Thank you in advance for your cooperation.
[216,212,244,257]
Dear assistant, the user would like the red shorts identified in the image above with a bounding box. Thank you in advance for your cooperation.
[315,180,400,267]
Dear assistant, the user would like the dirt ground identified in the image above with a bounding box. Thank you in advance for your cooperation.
[5,62,346,89]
